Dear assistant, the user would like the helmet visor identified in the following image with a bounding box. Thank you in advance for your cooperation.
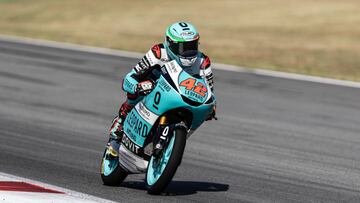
[167,37,198,57]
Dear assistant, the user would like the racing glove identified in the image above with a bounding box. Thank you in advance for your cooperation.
[136,80,154,96]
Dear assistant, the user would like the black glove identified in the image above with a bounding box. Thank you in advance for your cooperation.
[136,80,154,96]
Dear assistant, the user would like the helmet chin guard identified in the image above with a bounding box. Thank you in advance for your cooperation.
[179,56,197,67]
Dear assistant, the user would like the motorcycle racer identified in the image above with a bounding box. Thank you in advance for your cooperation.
[107,22,216,156]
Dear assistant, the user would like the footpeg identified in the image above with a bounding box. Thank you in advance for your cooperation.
[105,140,120,159]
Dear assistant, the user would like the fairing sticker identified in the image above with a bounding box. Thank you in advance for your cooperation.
[134,102,158,125]
[124,109,151,146]
[165,60,182,91]
[178,72,209,103]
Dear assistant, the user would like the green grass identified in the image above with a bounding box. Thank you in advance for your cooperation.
[1,0,360,81]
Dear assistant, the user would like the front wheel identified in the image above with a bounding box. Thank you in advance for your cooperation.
[145,128,186,194]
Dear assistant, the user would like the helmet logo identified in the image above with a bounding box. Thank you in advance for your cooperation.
[180,31,195,36]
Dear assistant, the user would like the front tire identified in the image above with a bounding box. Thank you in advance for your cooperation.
[145,128,186,194]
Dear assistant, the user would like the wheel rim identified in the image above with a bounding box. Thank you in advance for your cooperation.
[146,133,176,186]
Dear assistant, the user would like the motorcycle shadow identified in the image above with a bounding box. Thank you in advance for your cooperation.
[120,180,229,196]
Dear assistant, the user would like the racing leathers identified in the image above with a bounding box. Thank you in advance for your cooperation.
[109,43,215,142]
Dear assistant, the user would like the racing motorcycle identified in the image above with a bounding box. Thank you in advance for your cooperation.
[100,60,216,194]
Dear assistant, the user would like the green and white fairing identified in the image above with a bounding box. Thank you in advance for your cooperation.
[119,60,216,173]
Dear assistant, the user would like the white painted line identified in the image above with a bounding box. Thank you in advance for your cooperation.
[0,34,143,58]
[0,172,116,203]
[214,64,360,88]
[253,69,360,88]
[1,34,360,89]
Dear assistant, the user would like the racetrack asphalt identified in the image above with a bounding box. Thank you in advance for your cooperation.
[0,39,360,202]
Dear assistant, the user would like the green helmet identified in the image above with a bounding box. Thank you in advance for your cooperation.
[164,22,200,67]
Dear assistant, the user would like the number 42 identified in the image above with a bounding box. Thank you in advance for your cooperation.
[180,78,207,97]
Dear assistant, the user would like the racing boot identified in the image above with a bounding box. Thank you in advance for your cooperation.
[106,101,134,158]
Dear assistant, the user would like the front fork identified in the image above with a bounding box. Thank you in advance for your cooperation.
[153,115,171,158]
[152,115,188,159]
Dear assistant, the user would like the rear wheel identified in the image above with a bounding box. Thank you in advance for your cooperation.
[145,128,186,194]
[100,147,128,186]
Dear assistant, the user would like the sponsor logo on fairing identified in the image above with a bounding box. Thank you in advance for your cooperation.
[134,102,158,124]
[125,127,137,141]
[158,79,171,92]
[185,89,204,100]
[138,102,150,117]
[121,134,141,154]
[126,110,149,138]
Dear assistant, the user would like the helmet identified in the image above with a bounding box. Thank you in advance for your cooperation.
[164,22,200,67]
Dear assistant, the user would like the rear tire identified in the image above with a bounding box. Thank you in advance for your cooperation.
[145,128,186,194]
[100,149,128,186]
